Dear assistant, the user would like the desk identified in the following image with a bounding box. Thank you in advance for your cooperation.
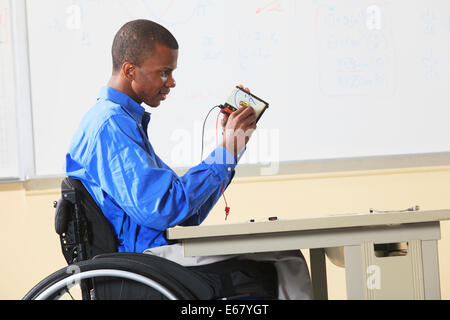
[167,209,450,300]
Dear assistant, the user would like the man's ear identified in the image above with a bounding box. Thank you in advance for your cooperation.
[121,62,136,81]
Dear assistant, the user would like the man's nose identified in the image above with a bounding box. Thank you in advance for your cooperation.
[166,76,176,88]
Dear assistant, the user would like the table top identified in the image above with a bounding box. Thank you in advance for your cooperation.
[167,209,450,240]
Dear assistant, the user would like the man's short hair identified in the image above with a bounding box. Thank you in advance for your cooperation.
[111,19,179,73]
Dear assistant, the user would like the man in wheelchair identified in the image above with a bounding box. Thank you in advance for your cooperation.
[25,19,312,300]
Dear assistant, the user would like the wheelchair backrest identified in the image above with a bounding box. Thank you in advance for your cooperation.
[54,177,118,265]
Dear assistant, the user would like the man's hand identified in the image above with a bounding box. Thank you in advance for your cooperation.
[221,85,257,156]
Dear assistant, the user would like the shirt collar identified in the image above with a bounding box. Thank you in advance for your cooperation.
[98,86,151,126]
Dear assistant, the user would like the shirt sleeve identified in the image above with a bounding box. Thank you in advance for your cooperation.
[85,114,237,231]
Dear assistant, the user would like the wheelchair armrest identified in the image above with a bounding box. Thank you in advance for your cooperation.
[54,198,71,235]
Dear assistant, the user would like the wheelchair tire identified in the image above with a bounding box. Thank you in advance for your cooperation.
[23,257,197,300]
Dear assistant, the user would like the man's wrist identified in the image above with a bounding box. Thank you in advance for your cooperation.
[221,141,236,157]
[204,146,237,168]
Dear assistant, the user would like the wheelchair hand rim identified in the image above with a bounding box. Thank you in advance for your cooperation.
[34,269,179,300]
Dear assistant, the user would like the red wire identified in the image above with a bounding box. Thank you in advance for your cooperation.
[216,111,230,219]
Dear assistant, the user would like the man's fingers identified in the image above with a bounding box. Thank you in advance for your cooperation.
[221,114,229,128]
[238,84,251,93]
[231,105,249,116]
[235,106,256,122]
[221,113,229,122]
[243,115,257,129]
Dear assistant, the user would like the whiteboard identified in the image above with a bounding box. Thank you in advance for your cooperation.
[0,0,19,179]
[26,0,450,177]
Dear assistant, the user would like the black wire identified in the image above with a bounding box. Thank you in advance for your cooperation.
[201,105,222,162]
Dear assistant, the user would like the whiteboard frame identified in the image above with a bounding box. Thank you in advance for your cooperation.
[233,151,450,177]
[19,151,450,191]
[0,0,17,180]
[4,0,35,182]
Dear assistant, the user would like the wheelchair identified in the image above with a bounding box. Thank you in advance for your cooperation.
[23,178,278,300]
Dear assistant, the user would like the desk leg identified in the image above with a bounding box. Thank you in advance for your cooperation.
[343,240,440,300]
[309,248,328,300]
[343,245,364,300]
[422,240,441,299]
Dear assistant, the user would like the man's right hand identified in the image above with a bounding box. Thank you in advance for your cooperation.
[222,106,257,156]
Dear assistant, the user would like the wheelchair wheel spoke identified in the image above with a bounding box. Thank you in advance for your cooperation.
[65,288,75,300]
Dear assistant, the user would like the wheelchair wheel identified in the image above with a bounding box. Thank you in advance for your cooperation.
[23,257,197,300]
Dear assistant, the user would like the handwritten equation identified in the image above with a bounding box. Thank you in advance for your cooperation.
[315,4,396,97]
[140,0,212,26]
[256,0,282,14]
[420,8,450,82]
[236,31,280,70]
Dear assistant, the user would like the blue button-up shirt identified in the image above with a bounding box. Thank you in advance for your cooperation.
[65,86,237,253]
